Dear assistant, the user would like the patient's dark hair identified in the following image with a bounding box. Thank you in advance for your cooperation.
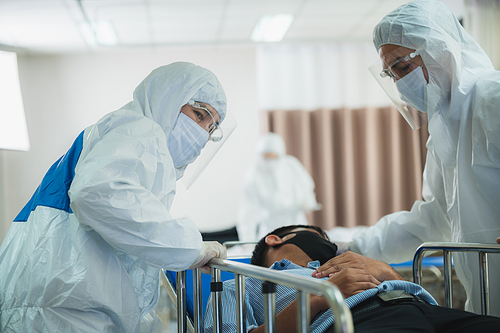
[250,224,329,267]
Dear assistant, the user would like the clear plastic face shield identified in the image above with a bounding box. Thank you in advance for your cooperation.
[180,100,237,189]
[368,45,429,130]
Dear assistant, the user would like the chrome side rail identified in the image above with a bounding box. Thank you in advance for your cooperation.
[160,270,195,333]
[208,258,353,333]
[222,241,258,249]
[413,242,500,315]
[163,258,353,333]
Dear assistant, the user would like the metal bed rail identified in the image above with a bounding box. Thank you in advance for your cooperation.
[160,270,196,333]
[222,241,258,248]
[165,258,354,333]
[413,242,500,315]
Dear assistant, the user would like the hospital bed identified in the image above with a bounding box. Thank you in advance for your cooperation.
[161,241,500,333]
[161,256,353,333]
[413,242,500,316]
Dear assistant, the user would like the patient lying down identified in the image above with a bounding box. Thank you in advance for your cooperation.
[204,224,500,333]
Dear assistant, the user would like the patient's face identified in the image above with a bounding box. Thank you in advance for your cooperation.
[264,228,326,268]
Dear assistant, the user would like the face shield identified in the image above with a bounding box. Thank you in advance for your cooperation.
[178,101,237,190]
[368,46,429,130]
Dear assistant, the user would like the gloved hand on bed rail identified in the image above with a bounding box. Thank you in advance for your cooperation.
[189,241,227,274]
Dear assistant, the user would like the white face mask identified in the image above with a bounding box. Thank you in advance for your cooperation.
[168,112,209,172]
[261,159,279,170]
[396,66,428,113]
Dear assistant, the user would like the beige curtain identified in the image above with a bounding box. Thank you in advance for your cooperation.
[266,107,429,230]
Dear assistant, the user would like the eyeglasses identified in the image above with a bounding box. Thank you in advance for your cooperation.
[187,100,223,142]
[380,51,420,80]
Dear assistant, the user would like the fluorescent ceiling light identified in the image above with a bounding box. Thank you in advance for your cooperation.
[79,20,118,46]
[0,50,29,151]
[251,14,294,42]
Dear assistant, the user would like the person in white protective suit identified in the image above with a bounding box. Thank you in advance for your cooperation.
[313,0,500,317]
[0,62,235,332]
[236,132,320,242]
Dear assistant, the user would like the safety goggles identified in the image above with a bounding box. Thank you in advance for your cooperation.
[380,51,420,81]
[187,100,223,142]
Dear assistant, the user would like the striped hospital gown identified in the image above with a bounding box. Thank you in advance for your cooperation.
[204,259,437,333]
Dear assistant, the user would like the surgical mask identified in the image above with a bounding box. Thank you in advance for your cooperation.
[396,66,427,113]
[277,231,338,265]
[261,158,279,170]
[168,112,209,170]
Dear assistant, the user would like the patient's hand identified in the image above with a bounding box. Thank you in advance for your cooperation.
[311,251,404,282]
[251,267,379,333]
[310,268,380,310]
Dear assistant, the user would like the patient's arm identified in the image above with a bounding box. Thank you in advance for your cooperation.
[312,251,404,281]
[250,268,379,333]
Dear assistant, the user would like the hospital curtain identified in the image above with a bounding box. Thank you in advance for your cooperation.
[257,43,429,230]
[265,107,429,231]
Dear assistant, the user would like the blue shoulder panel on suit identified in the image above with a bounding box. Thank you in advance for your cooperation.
[14,131,84,222]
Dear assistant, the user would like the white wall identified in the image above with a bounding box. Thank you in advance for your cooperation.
[0,151,7,240]
[0,45,261,243]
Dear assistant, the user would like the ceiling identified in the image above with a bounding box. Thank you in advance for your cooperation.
[0,0,463,55]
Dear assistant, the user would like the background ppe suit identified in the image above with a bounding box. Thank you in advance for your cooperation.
[0,62,228,332]
[237,133,320,241]
[349,0,500,316]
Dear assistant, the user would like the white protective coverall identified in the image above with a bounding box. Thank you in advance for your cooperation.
[0,62,227,332]
[349,0,500,316]
[237,133,319,241]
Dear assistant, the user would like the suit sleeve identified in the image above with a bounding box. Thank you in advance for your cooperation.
[69,115,202,270]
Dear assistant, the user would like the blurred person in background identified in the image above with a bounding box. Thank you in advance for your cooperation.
[237,132,320,242]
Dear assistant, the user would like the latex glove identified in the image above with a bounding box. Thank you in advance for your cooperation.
[188,241,227,274]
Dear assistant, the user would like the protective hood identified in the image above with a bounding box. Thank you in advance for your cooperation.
[255,132,286,158]
[121,62,227,140]
[373,0,495,163]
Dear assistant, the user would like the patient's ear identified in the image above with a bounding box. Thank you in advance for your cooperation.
[265,235,283,246]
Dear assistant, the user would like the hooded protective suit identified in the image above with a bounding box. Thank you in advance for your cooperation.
[237,133,319,241]
[0,62,227,332]
[349,0,500,316]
